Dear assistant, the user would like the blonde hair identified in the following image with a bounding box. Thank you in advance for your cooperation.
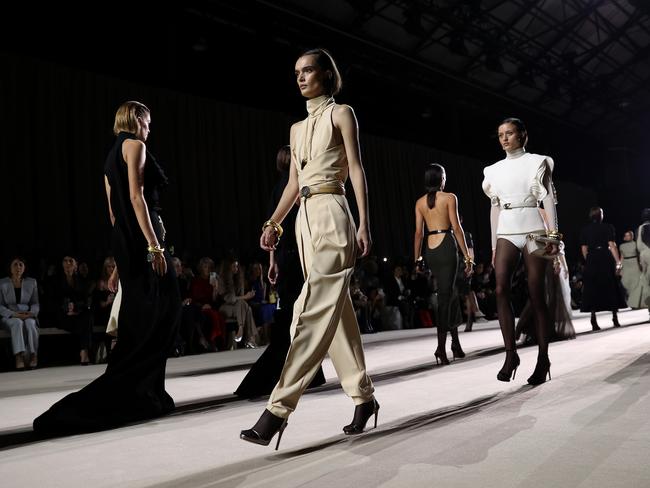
[113,101,150,136]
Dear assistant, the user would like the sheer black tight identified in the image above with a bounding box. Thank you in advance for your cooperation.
[494,238,550,358]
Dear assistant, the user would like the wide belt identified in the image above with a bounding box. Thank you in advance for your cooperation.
[300,182,345,199]
[500,201,539,210]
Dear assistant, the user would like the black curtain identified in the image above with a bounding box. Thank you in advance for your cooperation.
[1,52,591,272]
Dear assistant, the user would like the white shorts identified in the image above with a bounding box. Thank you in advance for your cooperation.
[497,230,545,251]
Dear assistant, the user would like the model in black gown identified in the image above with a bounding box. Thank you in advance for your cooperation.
[579,207,625,330]
[34,107,180,434]
[235,147,325,398]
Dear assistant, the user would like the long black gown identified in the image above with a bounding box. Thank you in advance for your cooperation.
[579,221,626,313]
[33,132,181,434]
[235,169,325,398]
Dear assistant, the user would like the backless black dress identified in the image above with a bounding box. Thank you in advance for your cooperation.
[34,132,181,434]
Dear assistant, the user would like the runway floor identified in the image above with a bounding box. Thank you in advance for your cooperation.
[1,309,649,488]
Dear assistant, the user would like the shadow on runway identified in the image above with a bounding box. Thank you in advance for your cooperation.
[151,386,534,488]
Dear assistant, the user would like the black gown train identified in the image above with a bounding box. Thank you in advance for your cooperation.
[34,132,181,434]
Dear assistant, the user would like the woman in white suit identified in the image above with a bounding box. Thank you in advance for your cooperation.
[0,257,39,370]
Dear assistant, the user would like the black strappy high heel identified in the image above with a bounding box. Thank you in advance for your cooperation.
[343,399,380,435]
[240,410,288,450]
[497,349,520,382]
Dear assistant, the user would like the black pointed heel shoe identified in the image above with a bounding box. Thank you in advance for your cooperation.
[240,409,288,450]
[497,350,520,382]
[434,348,450,366]
[343,399,380,435]
[451,341,466,359]
[527,356,551,385]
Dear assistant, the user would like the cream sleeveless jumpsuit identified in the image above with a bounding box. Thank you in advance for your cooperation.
[267,95,375,418]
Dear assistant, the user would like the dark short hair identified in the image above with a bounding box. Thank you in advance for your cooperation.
[8,256,27,275]
[498,117,528,146]
[589,206,603,223]
[276,145,291,172]
[300,48,343,96]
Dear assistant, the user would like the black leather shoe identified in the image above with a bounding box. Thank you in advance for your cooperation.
[240,410,288,450]
[497,350,520,382]
[527,356,552,385]
[343,399,380,435]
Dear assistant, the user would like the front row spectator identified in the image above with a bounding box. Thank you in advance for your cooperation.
[188,257,225,350]
[219,258,258,348]
[48,255,94,365]
[0,257,39,370]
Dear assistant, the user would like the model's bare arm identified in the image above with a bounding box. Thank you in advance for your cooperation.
[414,202,424,263]
[335,104,371,257]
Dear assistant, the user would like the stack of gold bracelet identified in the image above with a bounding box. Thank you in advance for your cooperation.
[147,244,165,262]
[464,256,475,266]
[547,230,563,240]
[262,219,284,245]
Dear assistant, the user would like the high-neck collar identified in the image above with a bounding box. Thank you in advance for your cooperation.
[306,95,334,116]
[505,147,526,159]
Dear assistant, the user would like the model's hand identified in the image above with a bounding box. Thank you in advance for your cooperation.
[108,270,119,293]
[464,263,474,277]
[268,263,279,285]
[260,227,278,251]
[545,242,559,256]
[152,252,167,276]
[357,226,372,258]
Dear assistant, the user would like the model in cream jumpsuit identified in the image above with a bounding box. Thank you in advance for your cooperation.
[241,53,378,448]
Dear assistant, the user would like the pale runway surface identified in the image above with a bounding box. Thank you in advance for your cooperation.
[1,310,649,488]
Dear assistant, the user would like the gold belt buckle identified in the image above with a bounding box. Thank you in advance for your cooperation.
[300,186,312,198]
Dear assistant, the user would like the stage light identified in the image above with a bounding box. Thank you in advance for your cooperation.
[383,257,388,262]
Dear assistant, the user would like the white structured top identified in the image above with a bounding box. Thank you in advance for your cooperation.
[482,149,555,235]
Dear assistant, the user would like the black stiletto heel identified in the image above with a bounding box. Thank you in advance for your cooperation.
[343,399,380,435]
[451,340,466,359]
[497,350,520,382]
[240,410,288,450]
[434,348,450,366]
[527,356,551,385]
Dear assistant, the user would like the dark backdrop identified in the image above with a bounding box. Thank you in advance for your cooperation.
[0,52,596,272]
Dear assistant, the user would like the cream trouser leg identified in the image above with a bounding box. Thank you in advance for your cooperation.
[267,194,374,418]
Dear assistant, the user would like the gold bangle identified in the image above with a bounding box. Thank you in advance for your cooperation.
[262,219,284,238]
[147,245,165,254]
[464,256,475,266]
[547,230,563,240]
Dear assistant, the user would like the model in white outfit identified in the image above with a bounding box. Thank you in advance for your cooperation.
[482,118,559,385]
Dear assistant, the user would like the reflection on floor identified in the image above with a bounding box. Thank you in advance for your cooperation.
[1,310,649,488]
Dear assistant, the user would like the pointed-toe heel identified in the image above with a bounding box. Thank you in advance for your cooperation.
[451,341,466,359]
[434,348,450,366]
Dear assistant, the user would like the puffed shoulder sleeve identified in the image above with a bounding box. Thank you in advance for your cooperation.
[532,156,556,202]
[482,166,500,207]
